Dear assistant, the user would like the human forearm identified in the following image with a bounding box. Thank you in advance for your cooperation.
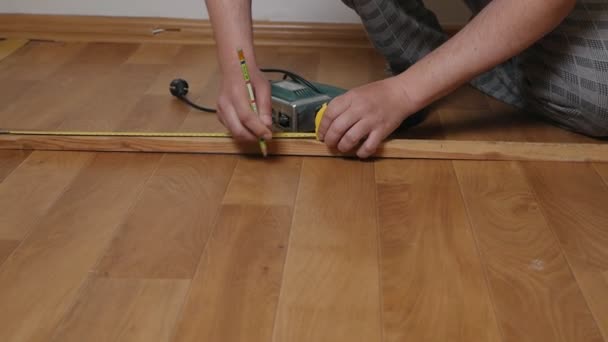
[205,0,257,75]
[204,0,273,141]
[396,0,576,108]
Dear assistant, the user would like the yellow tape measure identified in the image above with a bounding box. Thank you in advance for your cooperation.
[1,103,329,140]
[0,129,317,139]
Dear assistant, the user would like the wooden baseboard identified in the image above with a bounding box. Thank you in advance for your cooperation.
[0,14,462,48]
[1,134,606,162]
[0,14,373,48]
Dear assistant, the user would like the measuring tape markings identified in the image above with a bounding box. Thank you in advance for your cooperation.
[0,130,317,139]
[0,104,329,139]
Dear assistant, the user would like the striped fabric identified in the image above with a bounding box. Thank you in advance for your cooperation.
[342,0,608,137]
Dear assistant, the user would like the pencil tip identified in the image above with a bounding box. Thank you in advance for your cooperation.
[260,141,268,157]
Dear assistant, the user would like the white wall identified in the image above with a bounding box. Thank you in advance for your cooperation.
[0,0,471,25]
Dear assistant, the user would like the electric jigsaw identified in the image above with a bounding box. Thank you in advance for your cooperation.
[170,69,345,133]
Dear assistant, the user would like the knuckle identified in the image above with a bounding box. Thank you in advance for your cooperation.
[231,127,247,140]
[343,133,357,145]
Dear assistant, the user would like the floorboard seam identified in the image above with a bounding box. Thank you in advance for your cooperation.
[451,160,507,342]
[47,152,165,341]
[372,162,386,342]
[166,155,239,342]
[269,157,305,342]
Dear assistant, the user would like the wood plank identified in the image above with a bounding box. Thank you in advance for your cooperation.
[125,43,181,65]
[172,156,300,342]
[96,154,236,279]
[51,278,189,342]
[594,163,608,185]
[0,39,28,61]
[222,157,302,205]
[0,153,161,342]
[272,158,381,342]
[116,95,193,132]
[0,80,37,112]
[173,205,294,342]
[56,64,163,131]
[0,14,373,48]
[2,134,608,162]
[0,63,119,129]
[0,41,86,81]
[523,162,608,339]
[375,159,501,342]
[453,161,603,342]
[0,240,19,266]
[0,150,30,182]
[70,42,139,65]
[0,151,93,240]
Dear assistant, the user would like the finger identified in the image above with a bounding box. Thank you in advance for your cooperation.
[221,106,257,142]
[254,81,273,127]
[337,120,372,153]
[216,113,226,127]
[317,95,351,141]
[356,129,383,159]
[324,110,361,148]
[235,99,273,140]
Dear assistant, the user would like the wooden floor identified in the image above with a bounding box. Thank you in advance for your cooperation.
[0,41,607,342]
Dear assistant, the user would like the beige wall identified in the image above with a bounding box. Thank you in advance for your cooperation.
[0,0,471,25]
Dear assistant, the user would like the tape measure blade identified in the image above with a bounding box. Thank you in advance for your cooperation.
[3,129,316,139]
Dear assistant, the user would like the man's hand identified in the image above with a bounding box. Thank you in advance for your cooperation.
[317,77,416,159]
[217,67,273,142]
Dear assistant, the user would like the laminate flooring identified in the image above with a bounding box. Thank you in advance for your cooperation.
[0,41,607,342]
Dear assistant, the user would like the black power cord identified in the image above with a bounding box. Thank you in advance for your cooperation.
[169,68,320,113]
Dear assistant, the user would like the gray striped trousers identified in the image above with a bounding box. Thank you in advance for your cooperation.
[342,0,608,137]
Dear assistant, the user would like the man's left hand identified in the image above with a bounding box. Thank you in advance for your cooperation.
[317,77,417,159]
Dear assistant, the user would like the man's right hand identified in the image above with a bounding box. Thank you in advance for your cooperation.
[204,0,272,141]
[216,66,273,142]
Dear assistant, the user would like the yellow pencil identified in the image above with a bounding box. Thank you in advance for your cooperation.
[237,48,268,157]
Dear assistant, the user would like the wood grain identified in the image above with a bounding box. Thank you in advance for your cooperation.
[453,161,603,342]
[0,14,373,48]
[272,159,381,342]
[0,153,161,342]
[0,240,19,266]
[172,156,300,342]
[523,162,608,339]
[97,154,236,279]
[0,151,93,240]
[594,163,608,185]
[0,150,30,182]
[56,64,162,131]
[2,134,608,162]
[0,62,119,129]
[222,157,302,205]
[125,43,182,65]
[375,159,501,342]
[0,41,86,81]
[51,277,189,342]
[0,80,36,113]
[173,205,293,342]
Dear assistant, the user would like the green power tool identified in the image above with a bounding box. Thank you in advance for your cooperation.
[269,79,345,132]
[170,68,346,133]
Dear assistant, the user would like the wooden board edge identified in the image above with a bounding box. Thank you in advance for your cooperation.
[1,134,607,162]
